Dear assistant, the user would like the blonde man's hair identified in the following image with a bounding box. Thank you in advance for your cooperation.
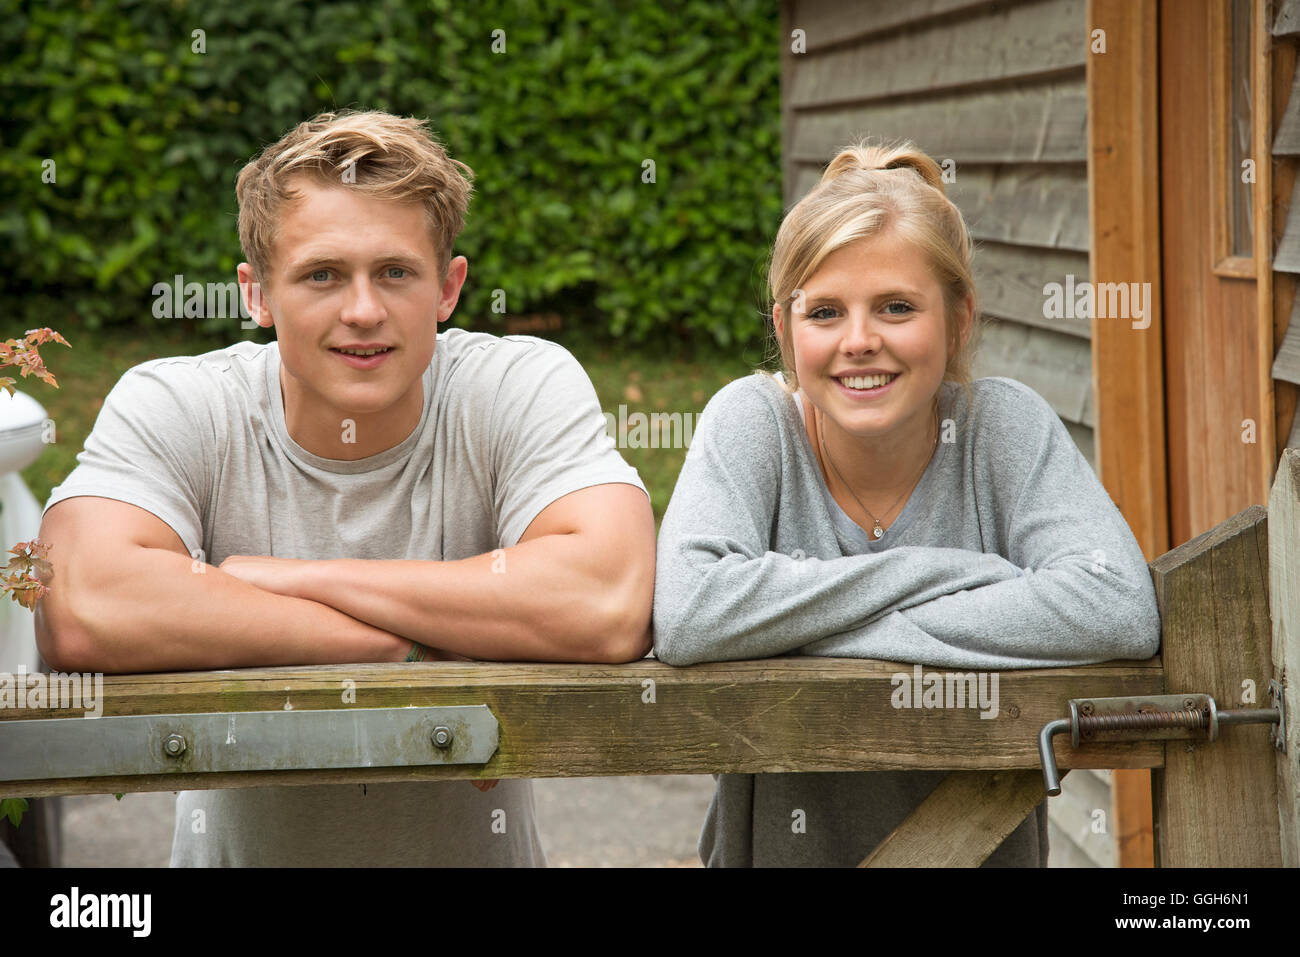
[236,110,475,285]
[765,137,982,413]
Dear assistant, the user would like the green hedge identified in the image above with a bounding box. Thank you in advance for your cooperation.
[0,0,783,348]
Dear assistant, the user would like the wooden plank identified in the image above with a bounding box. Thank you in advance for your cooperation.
[952,165,1090,252]
[860,769,1051,866]
[1272,296,1300,384]
[1274,0,1300,37]
[1274,175,1300,272]
[1252,0,1278,491]
[791,163,1091,252]
[788,77,1088,166]
[788,0,1086,109]
[1270,64,1300,156]
[1268,448,1300,865]
[971,316,1095,426]
[789,0,1000,51]
[1088,0,1168,566]
[1088,7,1164,864]
[1149,505,1283,866]
[0,658,1165,798]
[1272,33,1299,461]
[974,242,1093,337]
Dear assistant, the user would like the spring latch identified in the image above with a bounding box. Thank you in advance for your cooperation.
[1038,682,1285,796]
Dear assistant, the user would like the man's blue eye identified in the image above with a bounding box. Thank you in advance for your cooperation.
[386,267,406,278]
[310,270,330,282]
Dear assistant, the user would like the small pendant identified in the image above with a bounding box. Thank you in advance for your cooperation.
[873,523,884,539]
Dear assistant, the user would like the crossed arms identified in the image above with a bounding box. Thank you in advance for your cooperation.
[35,482,655,674]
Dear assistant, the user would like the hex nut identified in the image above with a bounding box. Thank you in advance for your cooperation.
[431,726,453,750]
[163,733,187,757]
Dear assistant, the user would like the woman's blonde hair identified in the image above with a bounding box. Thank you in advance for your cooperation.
[236,110,475,286]
[766,137,982,411]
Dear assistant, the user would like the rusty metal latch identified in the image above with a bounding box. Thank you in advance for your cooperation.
[1037,680,1286,796]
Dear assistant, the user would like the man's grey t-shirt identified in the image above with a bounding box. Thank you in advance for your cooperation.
[652,372,1161,866]
[44,328,647,866]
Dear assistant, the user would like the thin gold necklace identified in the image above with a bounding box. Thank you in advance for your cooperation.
[817,402,939,539]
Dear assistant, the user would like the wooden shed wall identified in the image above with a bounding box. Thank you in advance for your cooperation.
[1271,0,1300,451]
[780,0,1112,866]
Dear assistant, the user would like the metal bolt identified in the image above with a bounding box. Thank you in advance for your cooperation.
[1007,705,1021,718]
[163,733,187,757]
[431,726,453,750]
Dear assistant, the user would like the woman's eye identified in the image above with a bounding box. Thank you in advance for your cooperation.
[885,300,914,316]
[808,306,836,320]
[385,267,406,279]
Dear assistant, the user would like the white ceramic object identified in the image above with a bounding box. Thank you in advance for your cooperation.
[0,389,51,673]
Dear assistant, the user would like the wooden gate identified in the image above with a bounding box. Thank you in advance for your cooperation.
[4,450,1299,866]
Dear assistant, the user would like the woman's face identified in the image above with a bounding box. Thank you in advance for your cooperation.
[781,229,960,453]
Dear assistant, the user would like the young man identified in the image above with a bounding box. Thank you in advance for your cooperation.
[34,110,656,866]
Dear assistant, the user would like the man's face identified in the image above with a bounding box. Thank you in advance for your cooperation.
[238,176,466,456]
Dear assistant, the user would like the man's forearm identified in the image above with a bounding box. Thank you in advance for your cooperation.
[61,546,410,673]
[277,533,638,662]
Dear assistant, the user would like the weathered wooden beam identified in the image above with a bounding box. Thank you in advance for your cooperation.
[860,769,1055,867]
[1269,448,1300,865]
[1150,505,1283,866]
[0,658,1163,798]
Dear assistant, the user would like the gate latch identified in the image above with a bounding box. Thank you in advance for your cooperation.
[1037,680,1285,796]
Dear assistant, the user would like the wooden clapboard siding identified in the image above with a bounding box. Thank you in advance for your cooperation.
[972,317,1094,427]
[1274,0,1300,452]
[787,0,1085,109]
[790,0,997,51]
[790,166,1092,252]
[781,0,1107,865]
[974,244,1092,337]
[1277,0,1300,38]
[788,78,1088,167]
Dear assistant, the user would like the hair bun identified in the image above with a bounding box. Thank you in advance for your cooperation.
[820,139,947,195]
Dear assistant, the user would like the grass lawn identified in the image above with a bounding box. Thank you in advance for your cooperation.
[15,319,774,527]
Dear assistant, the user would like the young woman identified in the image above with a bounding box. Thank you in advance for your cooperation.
[652,140,1162,867]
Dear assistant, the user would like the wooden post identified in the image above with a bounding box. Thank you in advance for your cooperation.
[1087,0,1167,868]
[1149,505,1283,865]
[1269,448,1300,863]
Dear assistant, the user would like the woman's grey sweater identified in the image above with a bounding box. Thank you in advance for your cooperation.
[652,371,1161,867]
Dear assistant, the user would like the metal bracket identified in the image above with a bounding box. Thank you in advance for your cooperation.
[0,705,499,783]
[1038,692,1283,797]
